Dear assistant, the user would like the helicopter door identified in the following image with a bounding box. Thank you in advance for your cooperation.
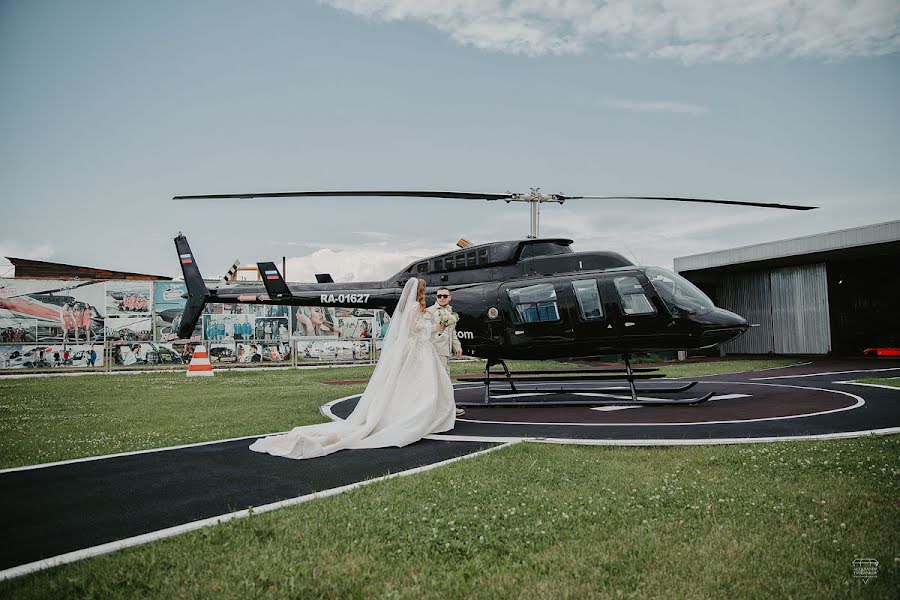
[568,278,617,354]
[603,272,670,350]
[500,280,573,355]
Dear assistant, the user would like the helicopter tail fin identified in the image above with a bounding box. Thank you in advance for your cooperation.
[174,234,210,339]
[257,262,292,300]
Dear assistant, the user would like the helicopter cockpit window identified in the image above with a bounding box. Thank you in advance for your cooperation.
[613,276,656,315]
[507,283,560,324]
[572,280,604,321]
[644,267,714,316]
[416,262,428,273]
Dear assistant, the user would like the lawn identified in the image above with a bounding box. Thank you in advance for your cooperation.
[1,437,897,598]
[0,358,797,469]
[858,378,900,388]
[1,358,898,597]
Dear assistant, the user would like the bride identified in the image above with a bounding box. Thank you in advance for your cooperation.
[249,277,456,459]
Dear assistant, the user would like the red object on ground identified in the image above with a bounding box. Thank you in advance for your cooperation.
[187,345,214,376]
[863,348,900,357]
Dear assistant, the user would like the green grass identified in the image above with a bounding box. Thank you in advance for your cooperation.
[1,358,898,597]
[0,359,796,469]
[2,438,898,599]
[858,378,900,388]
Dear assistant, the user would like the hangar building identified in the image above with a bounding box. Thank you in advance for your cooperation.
[674,220,900,356]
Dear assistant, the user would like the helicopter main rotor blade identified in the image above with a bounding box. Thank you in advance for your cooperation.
[560,195,817,211]
[173,190,514,201]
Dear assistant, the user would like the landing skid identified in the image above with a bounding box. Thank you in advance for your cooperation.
[456,354,714,407]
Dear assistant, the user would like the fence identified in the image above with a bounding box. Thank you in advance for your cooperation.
[0,277,386,373]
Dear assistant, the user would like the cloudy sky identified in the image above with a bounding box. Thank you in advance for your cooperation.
[1,1,898,282]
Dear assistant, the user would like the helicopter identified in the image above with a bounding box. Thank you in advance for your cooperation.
[172,189,816,404]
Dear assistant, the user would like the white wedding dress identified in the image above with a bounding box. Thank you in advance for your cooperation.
[249,278,456,459]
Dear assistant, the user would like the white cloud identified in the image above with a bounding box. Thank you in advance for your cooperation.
[322,0,900,62]
[283,241,454,282]
[599,95,708,116]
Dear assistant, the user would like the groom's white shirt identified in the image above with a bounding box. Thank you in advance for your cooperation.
[426,303,462,357]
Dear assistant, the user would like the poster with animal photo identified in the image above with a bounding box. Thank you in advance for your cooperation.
[0,279,105,343]
[106,281,152,316]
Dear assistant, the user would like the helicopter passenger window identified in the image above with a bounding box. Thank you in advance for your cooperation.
[478,249,488,264]
[613,276,656,315]
[572,280,604,321]
[507,283,560,324]
[466,251,477,267]
[456,255,467,269]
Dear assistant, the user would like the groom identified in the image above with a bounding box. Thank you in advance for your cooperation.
[426,287,464,417]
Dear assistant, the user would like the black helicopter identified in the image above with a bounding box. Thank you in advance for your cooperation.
[173,189,815,404]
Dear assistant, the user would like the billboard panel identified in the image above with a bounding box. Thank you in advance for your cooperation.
[0,343,103,369]
[292,306,338,337]
[0,280,105,343]
[336,316,375,340]
[295,339,369,361]
[113,342,184,366]
[105,315,153,342]
[154,282,202,342]
[203,314,254,342]
[106,281,151,316]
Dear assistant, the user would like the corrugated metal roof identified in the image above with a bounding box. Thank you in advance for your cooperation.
[674,220,900,273]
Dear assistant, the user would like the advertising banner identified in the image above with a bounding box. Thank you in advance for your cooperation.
[237,341,291,363]
[153,282,202,342]
[106,281,151,316]
[207,342,238,363]
[292,306,338,337]
[203,314,254,342]
[295,339,370,361]
[336,316,375,340]
[105,315,153,342]
[113,342,184,366]
[0,279,105,343]
[0,343,103,369]
[374,310,390,339]
[0,317,37,342]
[255,317,289,341]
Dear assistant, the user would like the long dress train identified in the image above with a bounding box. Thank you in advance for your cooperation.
[249,278,455,459]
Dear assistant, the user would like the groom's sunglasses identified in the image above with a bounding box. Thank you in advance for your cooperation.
[436,294,450,299]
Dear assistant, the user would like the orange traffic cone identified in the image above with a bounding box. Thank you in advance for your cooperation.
[187,344,214,377]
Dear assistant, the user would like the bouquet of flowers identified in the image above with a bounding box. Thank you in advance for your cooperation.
[436,307,459,328]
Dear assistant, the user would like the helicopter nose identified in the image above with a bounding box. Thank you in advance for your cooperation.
[698,308,749,345]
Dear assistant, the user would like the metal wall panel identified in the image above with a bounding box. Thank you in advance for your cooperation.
[716,263,831,355]
[771,263,831,354]
[719,271,774,354]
